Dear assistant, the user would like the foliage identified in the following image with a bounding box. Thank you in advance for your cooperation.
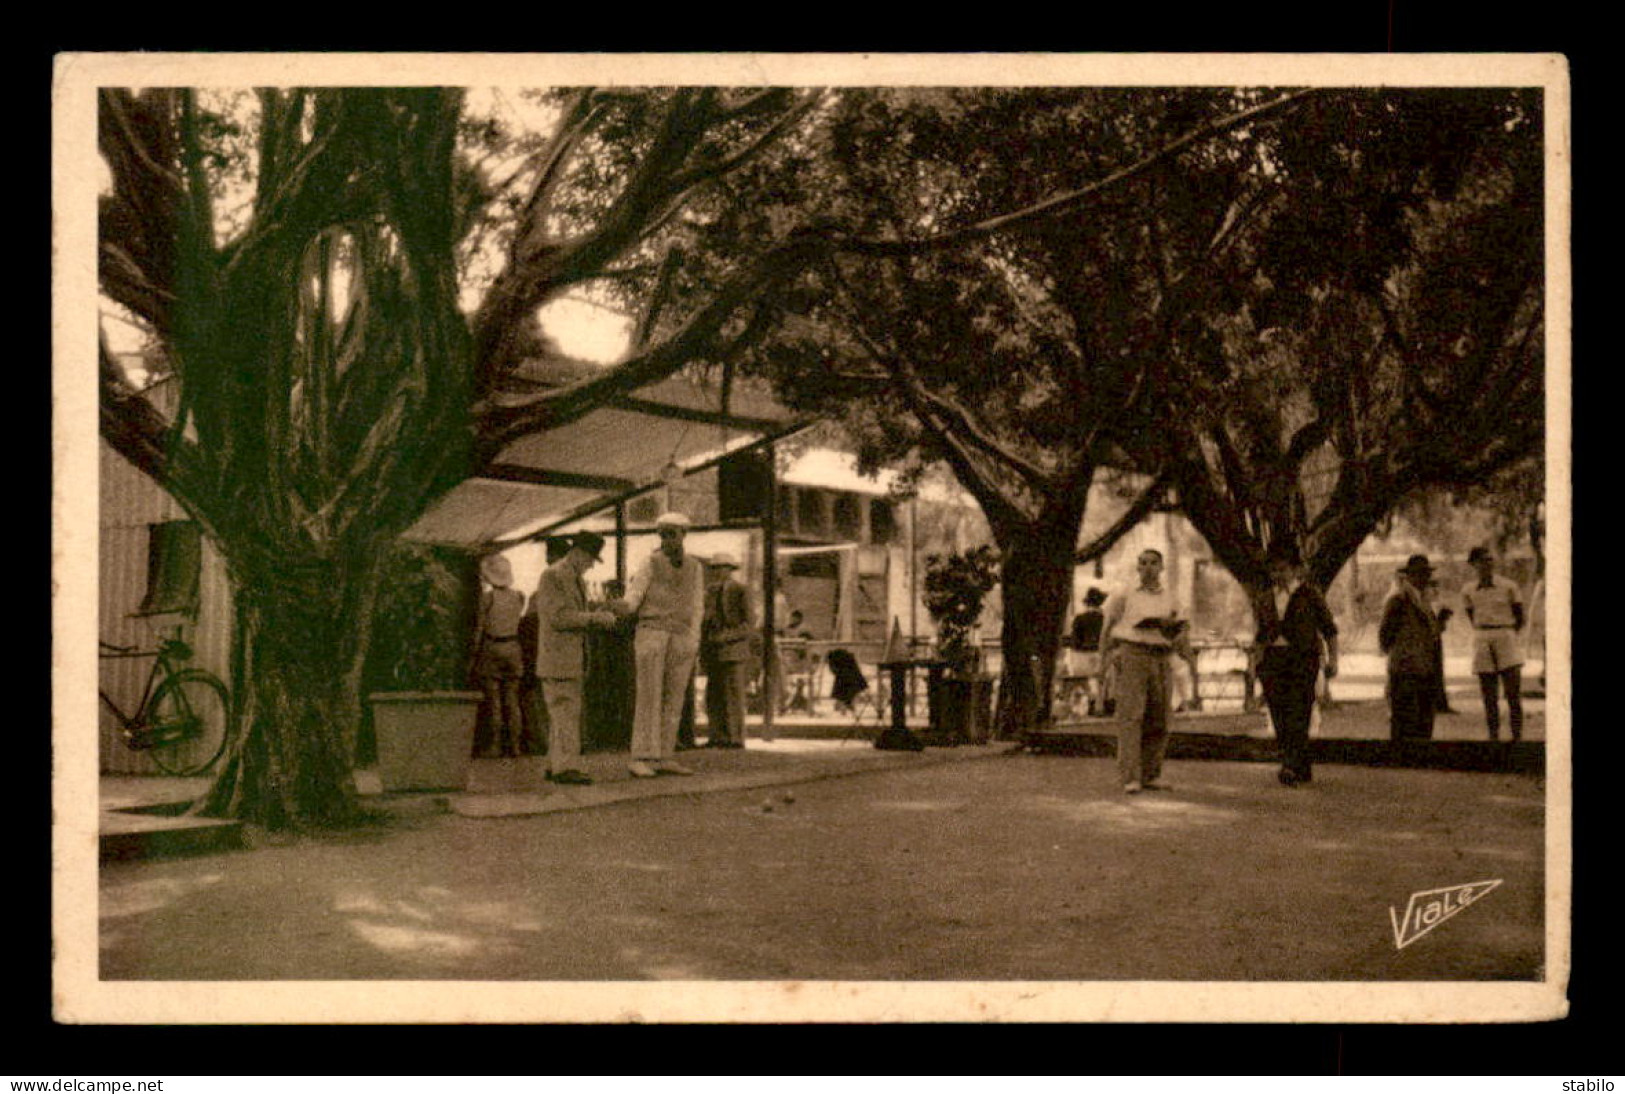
[366,546,478,693]
[1172,91,1541,609]
[922,546,1001,677]
[1395,453,1545,571]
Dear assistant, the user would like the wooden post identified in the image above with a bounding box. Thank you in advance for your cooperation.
[909,497,919,649]
[614,501,628,588]
[761,448,778,742]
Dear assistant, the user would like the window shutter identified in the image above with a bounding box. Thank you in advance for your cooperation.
[136,521,202,617]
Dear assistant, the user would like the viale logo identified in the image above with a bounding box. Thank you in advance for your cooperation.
[1390,879,1502,950]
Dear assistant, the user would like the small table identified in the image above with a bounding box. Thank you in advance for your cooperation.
[878,658,946,741]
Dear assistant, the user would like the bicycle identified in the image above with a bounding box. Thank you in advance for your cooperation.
[99,637,233,776]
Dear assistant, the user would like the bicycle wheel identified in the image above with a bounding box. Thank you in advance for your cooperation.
[146,669,231,777]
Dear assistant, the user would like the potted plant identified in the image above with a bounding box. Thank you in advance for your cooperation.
[922,545,1000,745]
[364,545,482,791]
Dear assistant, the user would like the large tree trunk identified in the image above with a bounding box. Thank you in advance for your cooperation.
[198,544,387,829]
[992,506,1085,741]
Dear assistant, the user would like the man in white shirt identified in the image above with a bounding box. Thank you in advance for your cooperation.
[1460,546,1526,741]
[617,512,706,777]
[1101,548,1184,794]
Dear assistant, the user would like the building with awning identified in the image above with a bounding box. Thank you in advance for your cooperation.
[402,368,810,555]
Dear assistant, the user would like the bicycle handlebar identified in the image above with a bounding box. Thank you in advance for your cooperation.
[99,640,137,654]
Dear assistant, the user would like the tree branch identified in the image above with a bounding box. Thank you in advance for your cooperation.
[472,238,823,462]
[671,91,822,191]
[828,268,1054,495]
[821,89,1327,260]
[716,87,794,123]
[512,89,601,259]
[1284,414,1334,468]
[99,336,185,488]
[631,245,684,351]
[1074,469,1172,563]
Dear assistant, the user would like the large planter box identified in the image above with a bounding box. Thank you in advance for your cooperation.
[926,676,995,746]
[368,691,482,791]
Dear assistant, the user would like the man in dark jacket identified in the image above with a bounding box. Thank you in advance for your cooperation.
[1380,555,1443,741]
[1255,551,1340,787]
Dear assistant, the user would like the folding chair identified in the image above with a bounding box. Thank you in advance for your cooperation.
[825,648,883,740]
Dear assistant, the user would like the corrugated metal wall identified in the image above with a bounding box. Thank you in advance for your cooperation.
[99,440,234,774]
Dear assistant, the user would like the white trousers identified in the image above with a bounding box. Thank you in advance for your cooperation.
[631,628,698,761]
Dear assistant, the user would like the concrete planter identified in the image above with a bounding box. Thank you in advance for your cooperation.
[368,691,482,791]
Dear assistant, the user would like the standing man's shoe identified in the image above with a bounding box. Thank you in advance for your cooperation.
[547,769,594,785]
[1123,781,1142,795]
[1277,768,1300,788]
[627,761,658,779]
[653,760,695,776]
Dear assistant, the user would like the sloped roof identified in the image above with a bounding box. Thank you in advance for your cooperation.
[402,367,809,548]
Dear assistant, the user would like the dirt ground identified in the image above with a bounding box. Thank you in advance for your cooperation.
[99,745,1546,983]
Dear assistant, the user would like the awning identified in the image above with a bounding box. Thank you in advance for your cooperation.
[401,371,810,548]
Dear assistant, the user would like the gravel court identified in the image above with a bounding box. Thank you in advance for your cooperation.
[98,753,1545,983]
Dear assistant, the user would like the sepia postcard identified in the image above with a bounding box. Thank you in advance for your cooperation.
[53,51,1571,1024]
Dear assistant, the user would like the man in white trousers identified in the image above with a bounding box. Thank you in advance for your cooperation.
[618,512,706,777]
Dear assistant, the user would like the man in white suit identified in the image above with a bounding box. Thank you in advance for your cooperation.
[619,512,706,777]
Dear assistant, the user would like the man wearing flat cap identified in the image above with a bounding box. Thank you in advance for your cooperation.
[1460,545,1527,741]
[619,512,706,777]
[1379,554,1444,741]
[701,552,754,749]
[472,553,527,758]
[531,530,619,785]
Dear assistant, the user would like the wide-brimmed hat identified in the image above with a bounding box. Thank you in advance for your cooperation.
[1397,554,1435,578]
[572,530,606,561]
[479,554,513,588]
[708,552,740,570]
[654,511,691,531]
[1467,546,1493,564]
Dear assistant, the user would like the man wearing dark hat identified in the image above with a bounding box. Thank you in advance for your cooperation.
[531,530,619,785]
[517,535,577,755]
[700,552,754,749]
[1460,546,1527,741]
[1379,555,1444,741]
[472,553,527,758]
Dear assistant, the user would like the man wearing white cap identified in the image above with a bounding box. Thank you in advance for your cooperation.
[619,512,706,776]
[701,552,754,749]
[472,554,526,758]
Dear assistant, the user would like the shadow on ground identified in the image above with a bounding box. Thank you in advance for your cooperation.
[99,752,1544,982]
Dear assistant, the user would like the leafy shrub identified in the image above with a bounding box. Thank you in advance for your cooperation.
[365,544,478,692]
[922,545,1000,677]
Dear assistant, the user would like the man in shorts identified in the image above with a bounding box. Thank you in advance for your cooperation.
[1460,546,1526,741]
